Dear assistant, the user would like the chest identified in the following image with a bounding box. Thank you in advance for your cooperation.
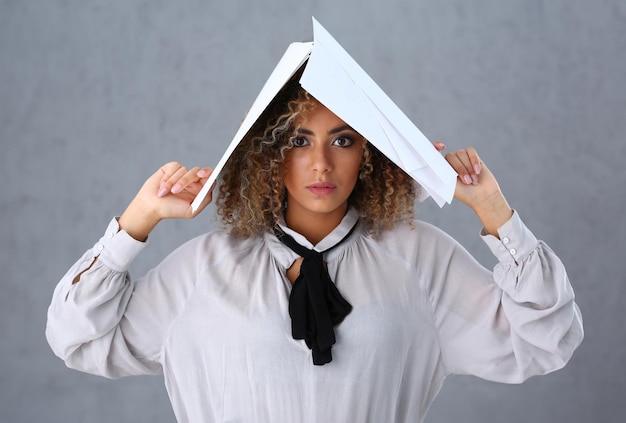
[165,254,435,368]
[160,255,442,421]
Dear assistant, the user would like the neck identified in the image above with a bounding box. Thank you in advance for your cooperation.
[284,205,348,245]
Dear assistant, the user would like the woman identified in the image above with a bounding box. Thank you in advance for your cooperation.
[46,77,583,422]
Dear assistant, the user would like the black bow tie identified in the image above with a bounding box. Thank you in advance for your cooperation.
[274,224,356,365]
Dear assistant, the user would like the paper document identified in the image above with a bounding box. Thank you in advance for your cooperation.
[191,18,456,213]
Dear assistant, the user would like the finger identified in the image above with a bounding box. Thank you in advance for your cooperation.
[196,167,213,181]
[466,146,482,175]
[159,161,184,182]
[158,165,189,197]
[155,162,182,197]
[170,167,203,194]
[176,167,215,197]
[445,151,474,185]
[433,141,446,152]
[455,148,481,185]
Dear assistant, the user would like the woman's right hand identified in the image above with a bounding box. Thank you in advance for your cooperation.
[118,162,214,241]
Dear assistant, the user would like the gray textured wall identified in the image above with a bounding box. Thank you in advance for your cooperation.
[2,0,624,422]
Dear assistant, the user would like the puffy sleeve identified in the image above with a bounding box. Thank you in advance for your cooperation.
[45,218,200,379]
[428,211,584,383]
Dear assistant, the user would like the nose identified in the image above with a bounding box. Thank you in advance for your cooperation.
[311,144,332,173]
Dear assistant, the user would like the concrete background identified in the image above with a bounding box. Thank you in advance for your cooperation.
[1,0,624,421]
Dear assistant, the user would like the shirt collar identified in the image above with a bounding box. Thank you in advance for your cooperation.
[266,207,361,268]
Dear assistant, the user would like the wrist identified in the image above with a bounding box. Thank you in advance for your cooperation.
[471,192,513,237]
[118,198,161,242]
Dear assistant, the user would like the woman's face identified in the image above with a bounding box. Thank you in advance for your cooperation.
[282,101,364,226]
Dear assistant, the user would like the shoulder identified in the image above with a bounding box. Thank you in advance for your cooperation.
[373,219,458,250]
[360,219,462,268]
[164,229,264,268]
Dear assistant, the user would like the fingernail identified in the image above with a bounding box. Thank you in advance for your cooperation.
[471,174,478,185]
[197,169,207,177]
[158,187,169,198]
[463,175,472,185]
[474,163,481,175]
[171,183,182,194]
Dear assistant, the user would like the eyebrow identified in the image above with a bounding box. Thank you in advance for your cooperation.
[296,125,356,136]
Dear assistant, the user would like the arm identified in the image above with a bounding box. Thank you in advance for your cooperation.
[426,212,583,382]
[67,162,214,284]
[46,163,213,378]
[427,143,583,382]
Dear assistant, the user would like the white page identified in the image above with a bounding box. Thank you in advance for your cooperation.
[192,18,457,213]
[191,42,312,212]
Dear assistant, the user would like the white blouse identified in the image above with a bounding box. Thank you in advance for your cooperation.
[46,208,583,422]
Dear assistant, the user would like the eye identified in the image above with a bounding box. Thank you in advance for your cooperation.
[332,136,355,147]
[292,137,309,147]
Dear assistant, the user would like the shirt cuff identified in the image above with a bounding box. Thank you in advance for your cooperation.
[480,210,539,264]
[90,217,148,272]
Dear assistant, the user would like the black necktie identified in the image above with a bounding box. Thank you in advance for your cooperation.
[274,224,356,365]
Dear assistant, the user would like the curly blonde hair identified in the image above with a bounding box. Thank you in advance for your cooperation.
[216,72,419,238]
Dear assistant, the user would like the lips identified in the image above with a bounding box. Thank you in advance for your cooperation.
[307,182,336,196]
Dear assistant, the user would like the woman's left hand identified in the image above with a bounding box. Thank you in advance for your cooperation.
[433,141,513,236]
